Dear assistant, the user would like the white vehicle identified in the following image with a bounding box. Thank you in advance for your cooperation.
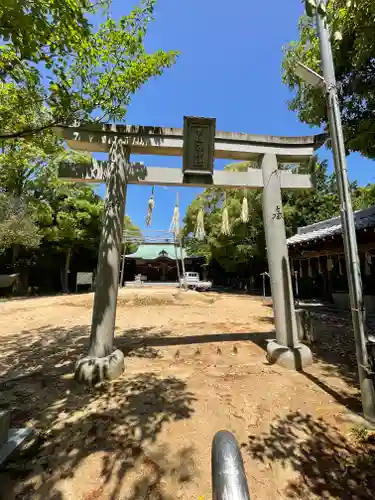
[180,272,212,291]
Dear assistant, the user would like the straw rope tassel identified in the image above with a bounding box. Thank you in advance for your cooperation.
[299,260,303,278]
[241,192,249,223]
[308,258,312,277]
[146,186,155,226]
[169,192,180,236]
[221,192,231,236]
[194,208,206,241]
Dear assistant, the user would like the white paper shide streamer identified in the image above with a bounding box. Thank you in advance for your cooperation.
[221,192,231,236]
[146,186,155,226]
[169,193,180,236]
[194,208,206,241]
[241,194,249,223]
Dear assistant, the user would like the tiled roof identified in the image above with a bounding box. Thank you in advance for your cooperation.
[287,205,375,246]
[126,243,188,260]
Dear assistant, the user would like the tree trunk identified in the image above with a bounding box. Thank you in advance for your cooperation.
[63,248,72,294]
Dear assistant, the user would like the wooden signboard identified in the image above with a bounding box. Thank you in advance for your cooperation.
[76,272,93,286]
[183,116,216,179]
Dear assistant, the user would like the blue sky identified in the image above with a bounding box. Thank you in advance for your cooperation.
[94,0,375,232]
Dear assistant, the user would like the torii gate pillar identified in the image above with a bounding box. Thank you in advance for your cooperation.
[75,138,128,384]
[261,153,312,369]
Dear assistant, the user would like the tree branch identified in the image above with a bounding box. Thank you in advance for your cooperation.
[0,121,59,140]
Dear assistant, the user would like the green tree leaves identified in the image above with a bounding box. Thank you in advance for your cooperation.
[0,77,143,293]
[0,0,178,138]
[183,160,370,274]
[183,162,265,271]
[123,215,142,256]
[283,0,375,158]
[0,193,41,253]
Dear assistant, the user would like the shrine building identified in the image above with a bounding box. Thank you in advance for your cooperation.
[124,243,202,282]
[287,204,375,310]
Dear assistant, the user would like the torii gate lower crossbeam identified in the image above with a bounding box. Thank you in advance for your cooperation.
[58,123,322,384]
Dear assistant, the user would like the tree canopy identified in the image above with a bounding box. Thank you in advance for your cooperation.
[123,215,143,256]
[183,160,375,275]
[0,1,169,293]
[183,162,264,272]
[282,0,375,158]
[0,0,178,138]
[0,192,41,254]
[0,82,142,294]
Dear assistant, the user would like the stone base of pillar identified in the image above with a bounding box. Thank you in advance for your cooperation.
[266,340,313,370]
[74,349,125,385]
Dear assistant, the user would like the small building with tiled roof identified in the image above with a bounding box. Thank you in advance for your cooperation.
[124,243,202,282]
[287,205,375,307]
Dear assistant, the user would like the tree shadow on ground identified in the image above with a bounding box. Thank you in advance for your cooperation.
[256,301,362,414]
[0,325,196,500]
[309,313,359,385]
[302,312,363,413]
[301,370,362,413]
[0,325,90,382]
[0,325,162,383]
[246,411,375,499]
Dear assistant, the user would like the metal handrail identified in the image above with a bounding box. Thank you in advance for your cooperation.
[211,430,251,499]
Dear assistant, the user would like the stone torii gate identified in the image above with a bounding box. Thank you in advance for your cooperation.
[55,118,326,384]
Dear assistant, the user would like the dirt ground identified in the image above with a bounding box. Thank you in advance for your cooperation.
[0,288,374,499]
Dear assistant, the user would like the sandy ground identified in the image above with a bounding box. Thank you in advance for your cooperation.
[0,288,373,499]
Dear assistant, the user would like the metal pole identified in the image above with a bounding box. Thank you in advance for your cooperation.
[173,236,181,285]
[315,2,375,422]
[262,273,266,298]
[179,234,187,290]
[294,271,299,301]
[211,430,251,500]
[120,232,126,288]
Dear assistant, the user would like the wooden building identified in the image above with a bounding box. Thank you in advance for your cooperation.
[287,205,375,310]
[124,243,203,282]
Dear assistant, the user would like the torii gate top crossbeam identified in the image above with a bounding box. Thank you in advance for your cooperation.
[54,123,326,163]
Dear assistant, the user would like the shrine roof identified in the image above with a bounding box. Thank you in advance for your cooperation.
[287,205,375,246]
[126,243,188,260]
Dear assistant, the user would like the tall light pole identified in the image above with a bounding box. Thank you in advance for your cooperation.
[120,230,127,288]
[296,0,375,422]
